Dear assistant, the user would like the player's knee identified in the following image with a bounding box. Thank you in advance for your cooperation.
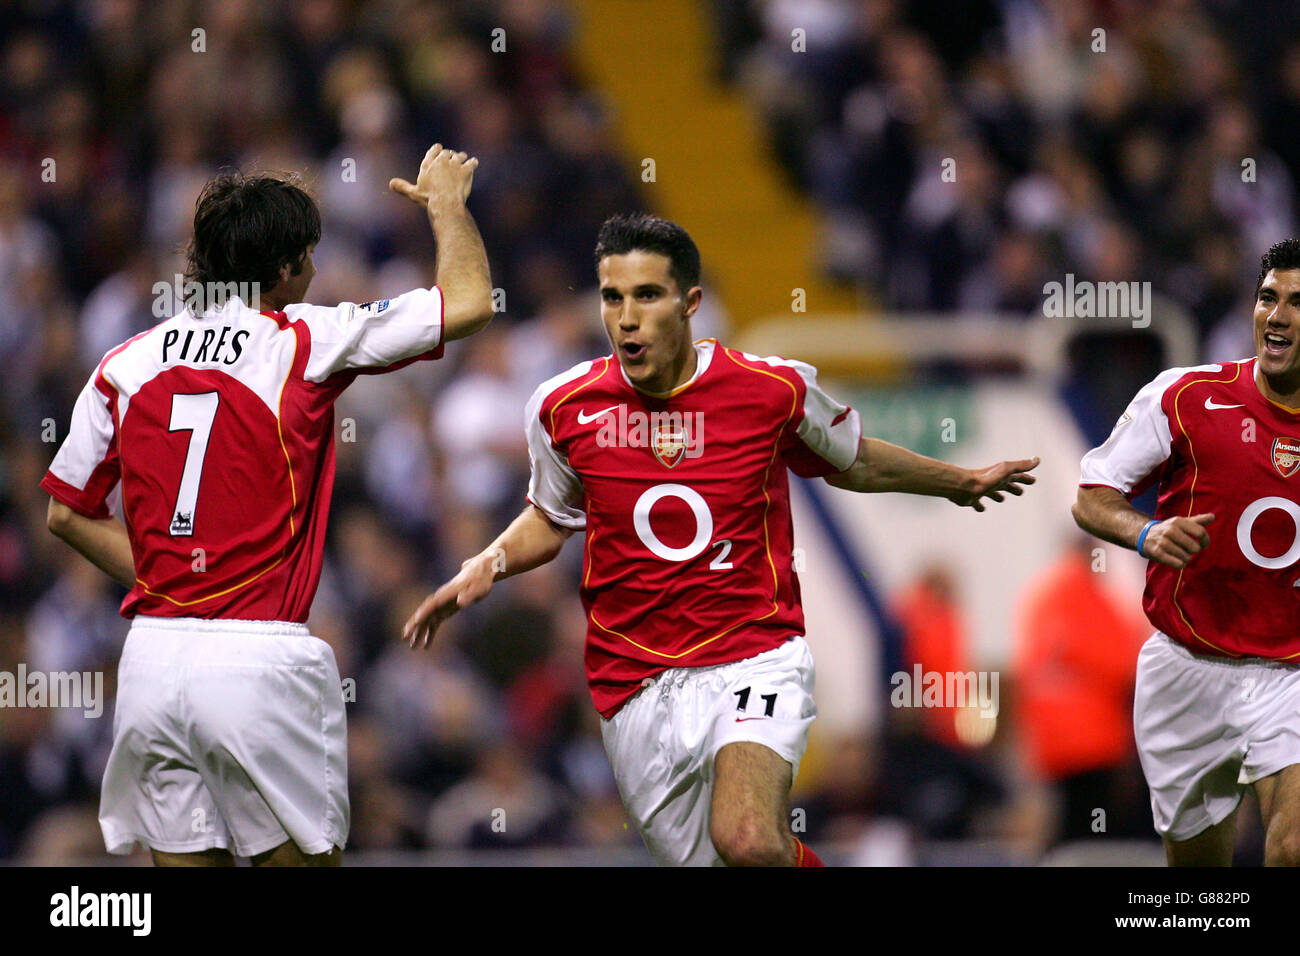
[1264,821,1300,866]
[152,848,235,867]
[710,815,788,867]
[252,841,342,867]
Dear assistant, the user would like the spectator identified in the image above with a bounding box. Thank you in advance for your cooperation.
[1013,538,1151,844]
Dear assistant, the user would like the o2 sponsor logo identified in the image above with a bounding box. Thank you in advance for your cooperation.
[1237,496,1300,582]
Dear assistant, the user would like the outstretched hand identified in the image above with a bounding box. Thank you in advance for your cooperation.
[402,553,496,649]
[389,142,478,208]
[949,457,1040,512]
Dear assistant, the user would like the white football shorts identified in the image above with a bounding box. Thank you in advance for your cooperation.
[1134,631,1300,841]
[600,635,816,866]
[100,616,349,858]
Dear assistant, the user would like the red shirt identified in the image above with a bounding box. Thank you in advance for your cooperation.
[1080,357,1300,659]
[42,290,444,622]
[525,340,862,716]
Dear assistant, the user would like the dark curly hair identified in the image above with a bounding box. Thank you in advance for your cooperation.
[594,212,701,294]
[184,171,321,297]
[1256,238,1300,293]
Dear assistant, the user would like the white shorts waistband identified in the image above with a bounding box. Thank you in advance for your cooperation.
[129,616,311,637]
[1154,631,1297,670]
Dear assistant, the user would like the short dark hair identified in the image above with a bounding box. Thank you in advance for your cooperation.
[184,171,321,294]
[1256,238,1300,293]
[594,213,701,293]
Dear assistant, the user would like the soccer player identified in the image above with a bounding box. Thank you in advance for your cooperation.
[403,213,1040,866]
[41,144,493,866]
[1073,238,1300,866]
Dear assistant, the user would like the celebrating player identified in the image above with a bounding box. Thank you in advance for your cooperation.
[1073,238,1300,866]
[404,213,1039,866]
[41,144,493,866]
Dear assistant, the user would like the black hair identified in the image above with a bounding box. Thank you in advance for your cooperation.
[594,213,701,293]
[1256,238,1300,293]
[184,171,321,294]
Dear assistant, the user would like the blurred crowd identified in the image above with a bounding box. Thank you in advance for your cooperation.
[720,0,1298,352]
[718,0,1300,445]
[0,0,1289,863]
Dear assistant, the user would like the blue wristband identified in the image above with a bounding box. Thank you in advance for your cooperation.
[1136,519,1159,557]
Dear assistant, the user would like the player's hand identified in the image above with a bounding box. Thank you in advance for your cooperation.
[401,551,497,649]
[389,143,478,208]
[949,457,1040,512]
[1140,513,1214,568]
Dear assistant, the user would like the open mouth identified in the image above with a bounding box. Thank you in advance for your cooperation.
[1265,331,1292,354]
[621,341,647,362]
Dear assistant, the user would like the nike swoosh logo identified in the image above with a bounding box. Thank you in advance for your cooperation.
[1204,398,1244,410]
[577,405,620,424]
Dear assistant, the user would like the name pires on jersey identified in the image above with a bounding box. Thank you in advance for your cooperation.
[161,326,250,366]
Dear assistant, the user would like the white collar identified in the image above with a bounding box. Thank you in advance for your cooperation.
[618,339,716,396]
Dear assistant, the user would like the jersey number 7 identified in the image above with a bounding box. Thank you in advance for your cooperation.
[168,392,219,537]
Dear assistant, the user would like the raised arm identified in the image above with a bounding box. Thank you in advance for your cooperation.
[389,143,493,341]
[1072,485,1214,568]
[825,437,1039,512]
[403,504,575,648]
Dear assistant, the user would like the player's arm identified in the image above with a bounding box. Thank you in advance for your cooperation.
[402,373,584,647]
[46,499,135,588]
[389,143,493,341]
[1073,366,1215,568]
[825,437,1039,512]
[42,369,134,588]
[403,504,574,648]
[1072,485,1214,569]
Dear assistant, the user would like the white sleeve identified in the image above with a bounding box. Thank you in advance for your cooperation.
[43,373,121,518]
[1079,369,1181,493]
[523,381,586,530]
[793,362,861,471]
[288,286,444,383]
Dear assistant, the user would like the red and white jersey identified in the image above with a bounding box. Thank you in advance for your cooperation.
[42,290,444,622]
[1080,357,1300,660]
[526,339,862,717]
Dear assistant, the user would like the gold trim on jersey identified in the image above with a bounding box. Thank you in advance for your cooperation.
[1248,353,1300,414]
[722,346,799,613]
[1261,394,1300,415]
[549,359,608,594]
[591,605,779,659]
[646,339,716,398]
[134,551,287,607]
[583,522,597,591]
[610,339,717,399]
[269,315,299,536]
[550,357,611,439]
